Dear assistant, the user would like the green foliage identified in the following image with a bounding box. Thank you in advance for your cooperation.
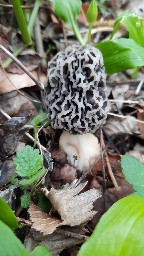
[20,168,46,186]
[0,198,19,231]
[86,0,98,24]
[96,38,144,74]
[51,0,81,28]
[13,146,46,208]
[111,12,144,47]
[30,246,52,256]
[11,0,32,45]
[0,220,51,256]
[121,155,144,196]
[20,193,31,209]
[14,146,43,178]
[50,0,84,45]
[77,195,144,256]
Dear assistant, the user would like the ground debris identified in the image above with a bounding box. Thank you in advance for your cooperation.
[48,182,101,226]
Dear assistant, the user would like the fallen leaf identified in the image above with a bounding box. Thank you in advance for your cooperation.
[28,203,62,236]
[25,226,85,256]
[0,68,46,93]
[104,116,140,135]
[48,182,101,226]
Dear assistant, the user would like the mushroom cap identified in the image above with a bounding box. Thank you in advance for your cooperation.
[45,44,109,134]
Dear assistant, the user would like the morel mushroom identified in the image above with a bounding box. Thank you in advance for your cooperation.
[45,45,109,171]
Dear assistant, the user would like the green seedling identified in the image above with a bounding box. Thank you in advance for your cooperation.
[13,146,46,208]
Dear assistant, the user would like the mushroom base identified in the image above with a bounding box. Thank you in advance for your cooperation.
[59,131,101,172]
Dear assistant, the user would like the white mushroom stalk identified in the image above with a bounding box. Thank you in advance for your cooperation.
[45,45,109,171]
[59,131,100,171]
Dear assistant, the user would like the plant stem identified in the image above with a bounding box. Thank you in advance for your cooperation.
[2,45,25,69]
[87,23,93,44]
[11,0,32,45]
[28,0,40,35]
[65,1,85,46]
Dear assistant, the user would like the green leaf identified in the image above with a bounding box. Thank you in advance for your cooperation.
[30,246,52,256]
[77,195,144,256]
[111,12,144,47]
[86,0,98,24]
[121,155,144,196]
[96,38,144,74]
[13,146,43,178]
[20,168,46,186]
[51,0,81,28]
[0,220,29,256]
[20,193,31,208]
[0,198,19,231]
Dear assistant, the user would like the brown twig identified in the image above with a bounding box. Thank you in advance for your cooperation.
[100,130,119,188]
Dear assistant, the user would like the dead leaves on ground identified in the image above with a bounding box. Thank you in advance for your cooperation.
[28,182,101,236]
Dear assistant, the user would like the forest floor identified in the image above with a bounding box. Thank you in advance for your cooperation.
[0,1,144,255]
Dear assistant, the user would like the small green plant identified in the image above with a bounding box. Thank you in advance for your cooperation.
[13,146,46,208]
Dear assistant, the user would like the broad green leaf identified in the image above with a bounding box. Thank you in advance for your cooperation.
[0,220,29,256]
[96,38,144,74]
[51,0,81,28]
[78,196,144,256]
[111,12,144,47]
[121,155,144,196]
[30,246,52,256]
[20,193,31,208]
[0,198,19,231]
[13,146,43,177]
[20,168,46,186]
[86,0,98,24]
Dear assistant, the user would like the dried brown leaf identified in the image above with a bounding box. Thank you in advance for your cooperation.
[0,68,46,93]
[25,226,85,256]
[48,183,101,226]
[104,116,140,135]
[28,203,62,235]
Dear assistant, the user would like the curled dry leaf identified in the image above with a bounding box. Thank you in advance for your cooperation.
[104,116,140,135]
[28,183,101,236]
[28,203,62,236]
[48,182,102,226]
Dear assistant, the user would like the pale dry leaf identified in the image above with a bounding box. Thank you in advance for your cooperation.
[48,183,101,226]
[104,116,140,135]
[0,68,47,93]
[28,203,62,235]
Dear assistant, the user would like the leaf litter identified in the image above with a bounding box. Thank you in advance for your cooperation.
[0,1,144,256]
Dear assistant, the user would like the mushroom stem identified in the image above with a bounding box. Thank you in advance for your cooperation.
[59,131,100,172]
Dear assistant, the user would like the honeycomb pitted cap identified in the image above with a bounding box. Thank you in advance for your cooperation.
[45,44,109,134]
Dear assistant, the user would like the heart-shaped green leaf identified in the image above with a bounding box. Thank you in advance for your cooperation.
[77,196,144,256]
[0,198,19,231]
[96,38,144,74]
